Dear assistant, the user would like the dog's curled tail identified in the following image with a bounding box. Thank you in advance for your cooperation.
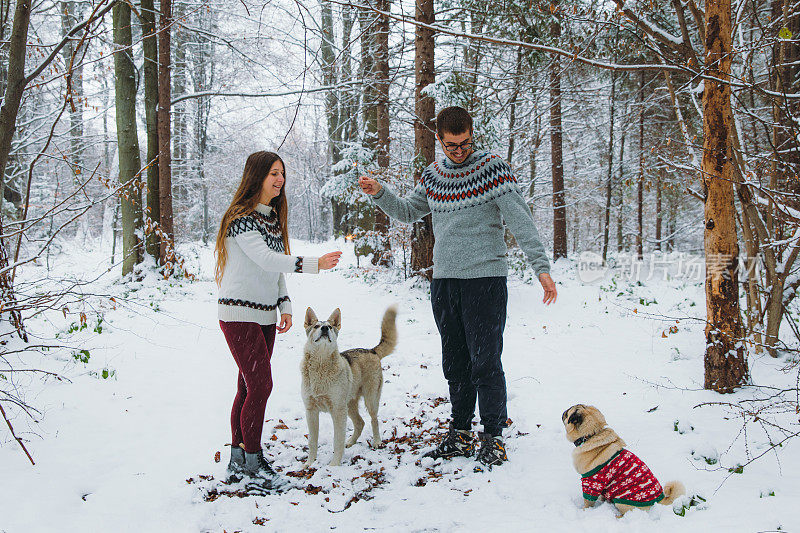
[659,481,686,505]
[373,305,398,359]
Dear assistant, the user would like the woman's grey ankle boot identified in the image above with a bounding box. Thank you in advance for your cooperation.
[243,450,292,493]
[226,445,246,483]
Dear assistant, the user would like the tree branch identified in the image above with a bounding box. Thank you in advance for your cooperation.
[686,0,706,44]
[670,0,701,66]
[611,0,693,60]
[0,402,34,465]
[170,80,363,106]
[23,0,116,86]
[333,0,692,73]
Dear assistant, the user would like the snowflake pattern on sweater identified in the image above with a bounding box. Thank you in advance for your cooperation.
[227,210,285,254]
[423,154,519,212]
[371,150,551,278]
[581,449,665,506]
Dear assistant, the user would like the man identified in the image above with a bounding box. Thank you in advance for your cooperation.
[358,106,557,470]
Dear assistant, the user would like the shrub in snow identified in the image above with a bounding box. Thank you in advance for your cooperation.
[691,444,719,465]
[673,493,708,516]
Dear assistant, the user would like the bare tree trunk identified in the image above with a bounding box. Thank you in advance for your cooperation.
[507,43,523,164]
[191,6,214,244]
[738,200,763,352]
[158,0,174,266]
[60,1,85,173]
[549,11,567,261]
[356,2,379,263]
[320,0,343,236]
[0,213,26,340]
[60,1,92,243]
[0,0,30,185]
[761,0,800,356]
[111,197,120,264]
[141,0,160,258]
[463,11,484,111]
[637,70,644,260]
[330,2,353,236]
[655,169,662,251]
[172,1,188,210]
[616,108,627,253]
[668,198,677,251]
[359,5,377,152]
[0,0,11,98]
[113,0,144,276]
[0,0,13,209]
[320,0,337,160]
[101,73,112,246]
[411,0,435,279]
[0,0,27,340]
[702,0,747,392]
[603,70,616,262]
[527,96,541,210]
[373,0,391,266]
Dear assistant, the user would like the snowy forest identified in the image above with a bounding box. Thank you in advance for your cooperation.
[1,0,800,530]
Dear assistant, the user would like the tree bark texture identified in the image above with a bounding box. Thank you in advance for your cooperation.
[141,0,160,258]
[550,12,567,261]
[60,1,85,173]
[637,71,644,259]
[603,70,616,262]
[158,0,174,265]
[702,0,747,392]
[373,0,391,266]
[0,0,31,185]
[113,0,144,275]
[411,0,435,279]
[0,0,28,338]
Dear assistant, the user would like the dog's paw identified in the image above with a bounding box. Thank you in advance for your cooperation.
[369,439,382,449]
[304,459,315,468]
[328,458,342,467]
[345,438,357,448]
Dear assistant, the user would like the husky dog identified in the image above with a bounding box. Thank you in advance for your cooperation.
[562,404,685,516]
[301,305,398,467]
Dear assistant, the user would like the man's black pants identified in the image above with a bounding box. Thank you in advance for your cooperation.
[430,276,508,436]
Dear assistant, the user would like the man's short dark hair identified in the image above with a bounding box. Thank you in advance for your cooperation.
[436,106,473,137]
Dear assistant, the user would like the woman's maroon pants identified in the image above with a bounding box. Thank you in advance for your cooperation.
[219,321,276,453]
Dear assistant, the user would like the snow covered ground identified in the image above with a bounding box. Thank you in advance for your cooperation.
[2,238,798,532]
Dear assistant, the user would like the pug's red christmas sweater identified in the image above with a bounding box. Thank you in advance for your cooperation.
[581,449,665,506]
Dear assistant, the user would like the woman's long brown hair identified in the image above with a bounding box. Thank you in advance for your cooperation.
[215,151,291,285]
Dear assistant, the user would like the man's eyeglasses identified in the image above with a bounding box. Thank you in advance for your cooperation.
[443,139,474,153]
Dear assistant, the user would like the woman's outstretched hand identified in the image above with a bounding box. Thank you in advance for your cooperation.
[277,313,292,333]
[319,251,342,270]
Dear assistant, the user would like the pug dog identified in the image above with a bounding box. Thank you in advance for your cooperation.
[562,404,685,516]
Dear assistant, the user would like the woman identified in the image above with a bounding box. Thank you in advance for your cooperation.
[215,151,341,491]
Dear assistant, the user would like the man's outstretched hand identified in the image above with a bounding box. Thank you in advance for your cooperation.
[358,176,382,195]
[539,273,557,305]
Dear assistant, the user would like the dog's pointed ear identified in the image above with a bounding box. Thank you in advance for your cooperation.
[305,307,318,330]
[328,308,341,331]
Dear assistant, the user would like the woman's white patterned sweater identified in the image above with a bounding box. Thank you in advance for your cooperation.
[218,203,319,326]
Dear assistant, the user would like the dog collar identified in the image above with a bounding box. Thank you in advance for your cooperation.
[573,433,595,447]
